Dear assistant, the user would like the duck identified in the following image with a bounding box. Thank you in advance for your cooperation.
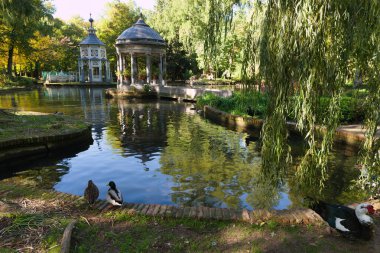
[309,200,375,240]
[106,181,123,206]
[84,180,99,205]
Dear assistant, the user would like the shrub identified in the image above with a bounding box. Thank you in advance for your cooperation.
[197,90,268,118]
[0,75,36,87]
[143,84,152,93]
[198,91,365,123]
[309,96,365,124]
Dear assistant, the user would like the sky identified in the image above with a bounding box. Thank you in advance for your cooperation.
[52,0,156,21]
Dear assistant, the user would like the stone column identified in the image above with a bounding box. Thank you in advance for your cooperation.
[131,53,136,85]
[106,61,111,82]
[89,60,93,83]
[81,60,85,82]
[122,55,126,84]
[159,54,163,86]
[163,54,167,86]
[146,54,151,84]
[78,59,81,82]
[99,60,103,82]
[119,53,123,85]
[116,54,120,81]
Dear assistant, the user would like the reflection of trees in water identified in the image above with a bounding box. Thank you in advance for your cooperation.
[286,151,363,208]
[245,176,282,210]
[103,98,363,209]
[8,163,70,189]
[160,115,266,209]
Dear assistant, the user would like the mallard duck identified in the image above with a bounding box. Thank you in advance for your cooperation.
[106,181,123,206]
[309,200,375,240]
[84,180,99,205]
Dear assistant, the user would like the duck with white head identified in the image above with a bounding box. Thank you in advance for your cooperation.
[308,200,376,240]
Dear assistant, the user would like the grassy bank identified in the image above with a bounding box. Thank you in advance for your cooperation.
[0,75,37,90]
[197,91,367,124]
[197,91,268,118]
[0,110,89,144]
[0,181,379,252]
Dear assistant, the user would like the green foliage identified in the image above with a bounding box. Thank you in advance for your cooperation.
[47,17,87,71]
[198,0,379,193]
[143,84,152,93]
[0,0,54,76]
[122,67,131,77]
[166,38,200,80]
[149,0,245,78]
[256,0,380,191]
[97,1,139,72]
[197,90,268,117]
[288,96,366,124]
[0,75,35,87]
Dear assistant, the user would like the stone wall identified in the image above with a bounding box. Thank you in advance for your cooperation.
[0,126,92,165]
[204,105,378,147]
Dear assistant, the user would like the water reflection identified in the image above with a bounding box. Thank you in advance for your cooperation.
[0,87,366,210]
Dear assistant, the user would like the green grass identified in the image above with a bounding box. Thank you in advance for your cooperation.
[0,213,69,253]
[0,111,89,143]
[0,75,36,89]
[197,90,268,118]
[197,90,367,124]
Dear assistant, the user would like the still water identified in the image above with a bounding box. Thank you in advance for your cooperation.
[0,87,362,210]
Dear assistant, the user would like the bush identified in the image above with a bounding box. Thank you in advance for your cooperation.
[143,84,152,93]
[308,96,365,124]
[0,75,36,87]
[198,91,365,123]
[197,90,268,118]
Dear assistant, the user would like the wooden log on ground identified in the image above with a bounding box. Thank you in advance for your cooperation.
[60,219,77,253]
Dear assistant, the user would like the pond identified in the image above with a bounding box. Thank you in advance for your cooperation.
[0,87,365,210]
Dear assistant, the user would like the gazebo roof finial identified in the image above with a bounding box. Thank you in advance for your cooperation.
[89,13,94,28]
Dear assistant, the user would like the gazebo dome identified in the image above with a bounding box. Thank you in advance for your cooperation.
[116,18,165,46]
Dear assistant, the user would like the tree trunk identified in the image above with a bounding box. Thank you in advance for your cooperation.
[34,61,40,80]
[7,29,16,77]
[7,44,14,77]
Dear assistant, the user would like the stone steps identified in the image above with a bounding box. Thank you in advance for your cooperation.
[0,188,325,225]
[59,191,325,225]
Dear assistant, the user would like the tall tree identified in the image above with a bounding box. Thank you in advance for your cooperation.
[150,0,247,78]
[97,0,139,75]
[0,0,53,76]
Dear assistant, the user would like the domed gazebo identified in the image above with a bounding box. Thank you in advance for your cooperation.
[78,16,111,83]
[115,17,166,88]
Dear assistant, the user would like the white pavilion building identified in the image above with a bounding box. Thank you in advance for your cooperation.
[78,16,111,83]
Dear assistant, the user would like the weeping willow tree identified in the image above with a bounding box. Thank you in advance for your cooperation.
[204,0,380,193]
[203,0,238,72]
[151,0,379,194]
[241,1,265,85]
[259,0,380,192]
[355,1,380,195]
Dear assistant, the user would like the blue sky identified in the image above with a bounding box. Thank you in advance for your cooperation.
[53,0,156,21]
